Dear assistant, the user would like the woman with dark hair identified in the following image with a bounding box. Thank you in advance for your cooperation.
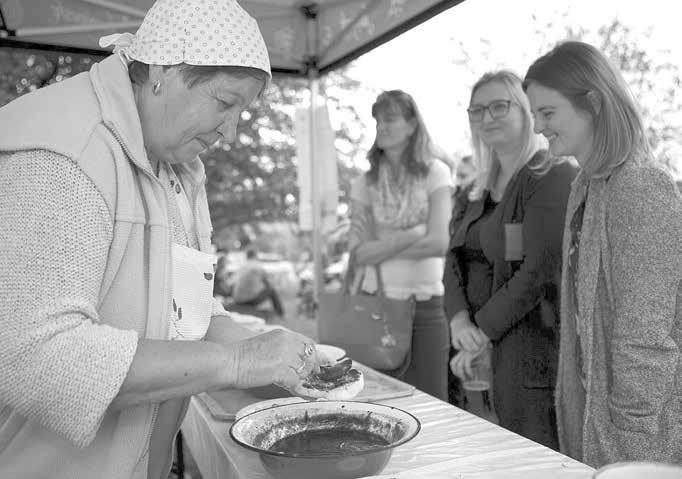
[444,70,576,449]
[524,40,681,467]
[348,90,453,400]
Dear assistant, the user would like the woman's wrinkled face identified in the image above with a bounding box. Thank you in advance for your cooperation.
[469,81,524,151]
[374,106,415,153]
[526,81,594,166]
[142,66,263,165]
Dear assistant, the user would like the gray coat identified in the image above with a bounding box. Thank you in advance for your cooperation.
[556,159,681,468]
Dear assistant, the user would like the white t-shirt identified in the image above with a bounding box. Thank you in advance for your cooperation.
[351,159,453,300]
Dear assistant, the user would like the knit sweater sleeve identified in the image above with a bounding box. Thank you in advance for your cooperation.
[0,150,139,448]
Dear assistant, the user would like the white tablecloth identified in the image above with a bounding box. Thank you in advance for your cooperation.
[181,390,594,479]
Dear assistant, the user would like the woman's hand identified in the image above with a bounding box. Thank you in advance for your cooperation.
[406,223,427,239]
[449,349,475,379]
[450,310,489,351]
[223,329,321,392]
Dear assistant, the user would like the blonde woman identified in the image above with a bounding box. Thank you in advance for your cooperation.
[525,41,681,467]
[444,70,576,449]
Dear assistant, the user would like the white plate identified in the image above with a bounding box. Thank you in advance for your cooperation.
[235,397,309,420]
[246,323,288,334]
[315,344,347,363]
[228,312,266,325]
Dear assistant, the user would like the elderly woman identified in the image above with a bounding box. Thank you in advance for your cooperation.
[524,41,681,467]
[0,1,322,478]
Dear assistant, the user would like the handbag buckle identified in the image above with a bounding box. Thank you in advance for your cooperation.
[370,312,382,321]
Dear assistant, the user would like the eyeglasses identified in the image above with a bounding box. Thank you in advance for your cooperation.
[467,100,513,123]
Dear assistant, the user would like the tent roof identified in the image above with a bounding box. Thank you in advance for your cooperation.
[0,0,463,76]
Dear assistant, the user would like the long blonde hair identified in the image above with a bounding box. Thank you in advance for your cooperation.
[523,41,652,178]
[468,70,549,201]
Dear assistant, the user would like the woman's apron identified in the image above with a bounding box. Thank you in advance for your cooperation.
[162,163,215,340]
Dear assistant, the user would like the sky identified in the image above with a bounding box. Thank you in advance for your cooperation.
[339,0,682,173]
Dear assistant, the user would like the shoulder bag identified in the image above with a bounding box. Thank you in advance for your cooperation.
[317,254,415,371]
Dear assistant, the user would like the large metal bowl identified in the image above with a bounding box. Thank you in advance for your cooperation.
[230,400,420,479]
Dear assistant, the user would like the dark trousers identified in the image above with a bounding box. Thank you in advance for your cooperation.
[395,295,450,401]
[235,285,284,316]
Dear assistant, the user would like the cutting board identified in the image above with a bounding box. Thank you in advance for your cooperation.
[198,362,415,421]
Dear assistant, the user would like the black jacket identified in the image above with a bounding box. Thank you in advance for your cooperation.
[444,152,576,446]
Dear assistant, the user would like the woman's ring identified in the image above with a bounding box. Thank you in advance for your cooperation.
[303,343,315,358]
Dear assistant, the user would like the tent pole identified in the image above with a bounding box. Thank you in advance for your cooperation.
[302,3,323,304]
[308,70,323,302]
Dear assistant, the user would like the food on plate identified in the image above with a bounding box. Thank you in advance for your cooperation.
[293,357,364,400]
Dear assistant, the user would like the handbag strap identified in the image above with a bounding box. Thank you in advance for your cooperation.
[373,263,388,298]
[343,250,389,299]
[341,250,359,294]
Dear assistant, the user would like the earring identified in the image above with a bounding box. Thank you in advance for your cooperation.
[152,81,161,95]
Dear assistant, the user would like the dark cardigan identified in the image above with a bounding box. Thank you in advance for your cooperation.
[444,152,576,446]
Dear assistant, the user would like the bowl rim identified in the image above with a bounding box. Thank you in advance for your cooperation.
[229,400,421,459]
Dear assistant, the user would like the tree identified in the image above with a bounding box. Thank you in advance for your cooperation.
[201,75,307,231]
[593,20,682,176]
[0,50,94,107]
[203,67,368,237]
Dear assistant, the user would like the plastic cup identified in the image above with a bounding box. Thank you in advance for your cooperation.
[462,346,492,391]
[593,462,682,479]
[459,345,495,421]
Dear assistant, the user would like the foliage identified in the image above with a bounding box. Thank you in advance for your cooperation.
[204,67,367,237]
[0,49,94,106]
[594,21,682,175]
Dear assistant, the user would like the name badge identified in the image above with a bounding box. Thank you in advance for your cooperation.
[504,223,524,261]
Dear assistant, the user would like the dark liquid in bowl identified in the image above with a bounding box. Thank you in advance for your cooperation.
[269,429,389,456]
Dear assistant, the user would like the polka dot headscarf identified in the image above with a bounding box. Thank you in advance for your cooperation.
[99,0,271,78]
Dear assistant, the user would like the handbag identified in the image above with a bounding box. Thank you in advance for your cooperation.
[317,254,415,371]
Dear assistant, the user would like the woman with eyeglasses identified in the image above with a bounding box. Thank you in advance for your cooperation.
[524,41,681,467]
[444,70,576,449]
[347,90,453,400]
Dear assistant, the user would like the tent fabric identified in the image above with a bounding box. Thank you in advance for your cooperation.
[0,0,463,76]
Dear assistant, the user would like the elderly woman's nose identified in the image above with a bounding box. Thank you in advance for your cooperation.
[217,118,238,143]
[532,116,543,134]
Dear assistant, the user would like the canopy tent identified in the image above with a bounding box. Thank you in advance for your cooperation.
[0,1,462,74]
[0,0,464,295]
